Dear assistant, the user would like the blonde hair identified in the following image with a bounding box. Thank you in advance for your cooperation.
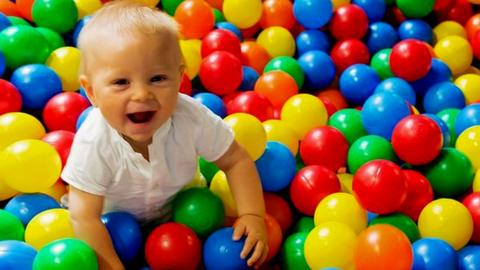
[78,0,181,73]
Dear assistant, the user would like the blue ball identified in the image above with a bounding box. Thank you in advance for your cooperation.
[411,59,452,96]
[353,0,386,22]
[204,227,249,270]
[412,238,457,270]
[239,66,259,91]
[0,50,5,77]
[398,19,433,44]
[73,15,92,46]
[423,82,466,114]
[0,12,11,32]
[367,211,378,223]
[455,104,480,136]
[193,92,226,118]
[296,30,331,56]
[5,194,60,226]
[298,50,335,89]
[255,141,296,192]
[361,92,411,139]
[366,22,399,54]
[10,64,63,110]
[101,211,142,263]
[76,106,94,131]
[458,245,480,270]
[423,113,451,147]
[374,77,416,105]
[340,64,381,105]
[216,22,243,41]
[0,240,37,270]
[293,0,333,29]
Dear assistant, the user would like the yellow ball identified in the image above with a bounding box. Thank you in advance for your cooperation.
[433,21,467,43]
[1,140,62,193]
[38,181,68,202]
[338,173,353,194]
[456,126,480,170]
[74,0,102,19]
[223,0,262,29]
[224,113,266,161]
[180,39,202,79]
[0,166,18,201]
[0,112,46,150]
[134,0,160,6]
[314,193,367,234]
[332,0,351,9]
[262,120,299,155]
[473,170,480,192]
[46,46,81,92]
[434,36,473,76]
[281,94,328,139]
[454,74,480,104]
[304,222,357,269]
[183,168,207,190]
[257,26,296,58]
[25,208,75,250]
[418,198,473,250]
[210,171,237,217]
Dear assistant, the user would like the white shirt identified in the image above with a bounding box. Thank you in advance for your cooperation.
[61,94,234,222]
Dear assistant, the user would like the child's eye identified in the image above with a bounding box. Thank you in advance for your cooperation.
[113,78,129,85]
[151,75,167,83]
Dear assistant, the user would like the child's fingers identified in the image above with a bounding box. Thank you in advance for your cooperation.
[247,241,265,268]
[240,234,258,259]
[254,244,269,269]
[232,222,246,241]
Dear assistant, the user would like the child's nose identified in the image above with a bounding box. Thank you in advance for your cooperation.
[131,85,154,101]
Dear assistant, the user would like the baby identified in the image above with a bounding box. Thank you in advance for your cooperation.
[62,1,268,269]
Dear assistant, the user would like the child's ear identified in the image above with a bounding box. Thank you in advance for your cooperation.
[79,75,96,106]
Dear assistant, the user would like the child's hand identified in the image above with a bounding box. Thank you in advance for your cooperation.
[232,214,269,269]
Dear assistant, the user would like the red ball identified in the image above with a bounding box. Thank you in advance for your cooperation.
[471,31,480,60]
[390,39,432,82]
[264,192,293,233]
[398,170,434,221]
[179,73,192,96]
[436,0,473,25]
[319,96,338,117]
[290,165,341,216]
[265,214,282,262]
[329,4,369,40]
[384,6,406,28]
[434,0,454,11]
[463,192,480,243]
[0,79,22,114]
[42,130,75,168]
[330,39,370,74]
[353,160,408,215]
[299,126,349,172]
[391,115,443,165]
[145,222,202,270]
[226,91,274,121]
[201,29,242,59]
[42,92,90,132]
[199,51,243,95]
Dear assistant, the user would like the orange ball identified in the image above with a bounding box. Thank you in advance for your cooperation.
[466,13,480,40]
[355,224,413,270]
[16,0,34,21]
[206,0,223,9]
[254,70,298,108]
[0,0,20,16]
[241,41,271,75]
[175,0,215,39]
[265,214,282,262]
[317,89,349,110]
[260,0,295,30]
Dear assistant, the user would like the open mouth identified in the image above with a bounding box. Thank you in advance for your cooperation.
[126,111,156,124]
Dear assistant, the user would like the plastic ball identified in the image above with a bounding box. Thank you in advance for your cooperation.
[456,126,480,170]
[76,106,93,131]
[423,82,465,114]
[5,194,60,227]
[300,126,349,172]
[318,89,349,110]
[25,208,74,250]
[398,19,433,44]
[397,170,433,221]
[199,156,219,182]
[0,209,24,241]
[454,74,480,105]
[239,66,259,90]
[328,108,367,145]
[411,58,451,97]
[260,0,295,30]
[262,120,299,155]
[463,192,480,243]
[0,8,12,28]
[370,213,420,243]
[264,214,283,261]
[257,26,295,58]
[101,212,142,263]
[330,4,369,40]
[224,113,266,160]
[200,51,242,95]
[418,198,473,250]
[304,222,357,269]
[264,56,304,89]
[255,141,296,192]
[412,238,457,270]
[37,27,66,51]
[423,113,451,147]
[370,48,394,79]
[292,0,333,29]
[374,77,416,105]
[223,0,261,29]
[216,22,242,41]
[32,238,97,270]
[433,20,467,42]
[296,30,331,56]
[396,0,434,18]
[340,64,380,105]
[161,0,184,16]
[10,64,62,110]
[32,0,78,34]
[210,171,237,217]
[352,0,386,22]
[204,227,249,270]
[458,245,480,270]
[45,47,81,92]
[290,165,341,215]
[354,224,413,270]
[455,104,480,136]
[390,39,432,82]
[366,22,399,54]
[180,39,201,79]
[298,50,336,89]
[353,160,407,214]
[74,0,102,19]
[264,193,293,233]
[193,92,226,118]
[347,135,396,174]
[0,79,22,115]
[240,41,271,75]
[0,112,46,150]
[436,0,473,25]
[145,222,201,270]
[201,29,241,59]
[43,92,90,132]
[38,180,67,202]
[292,216,315,233]
[281,232,309,270]
[281,94,328,139]
[175,0,214,39]
[434,36,472,76]
[361,92,411,140]
[332,38,371,74]
[0,240,37,270]
[227,91,273,121]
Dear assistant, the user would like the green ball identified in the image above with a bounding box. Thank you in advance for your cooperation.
[371,49,394,80]
[8,16,30,26]
[328,109,367,145]
[437,108,460,147]
[281,232,310,270]
[369,213,420,243]
[162,0,184,16]
[32,0,78,34]
[0,25,50,70]
[396,0,435,18]
[292,216,314,233]
[264,56,305,89]
[33,238,98,270]
[199,157,219,184]
[418,148,474,198]
[213,8,225,23]
[347,135,397,174]
[0,209,24,241]
[36,27,65,51]
[296,154,305,172]
[172,187,225,238]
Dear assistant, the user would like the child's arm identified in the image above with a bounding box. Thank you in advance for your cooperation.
[68,186,125,270]
[215,141,268,269]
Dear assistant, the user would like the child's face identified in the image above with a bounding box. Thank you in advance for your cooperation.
[80,32,182,145]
